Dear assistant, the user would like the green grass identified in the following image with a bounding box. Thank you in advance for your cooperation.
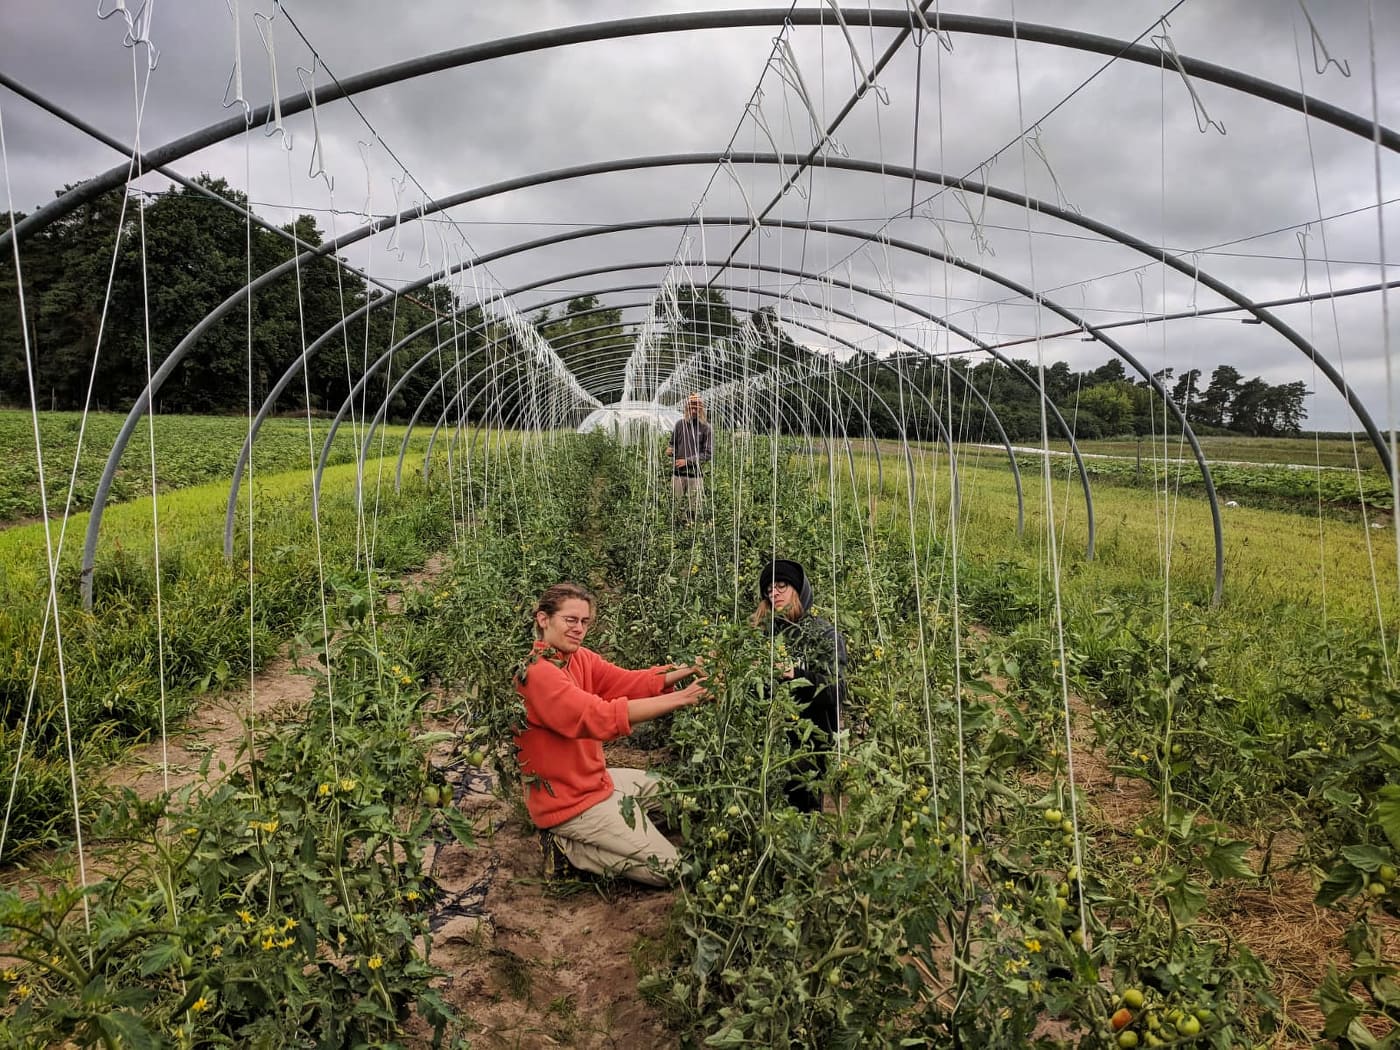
[0,452,457,856]
[1032,434,1387,471]
[853,443,1397,621]
[0,410,441,525]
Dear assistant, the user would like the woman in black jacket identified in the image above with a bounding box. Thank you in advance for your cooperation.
[750,558,847,812]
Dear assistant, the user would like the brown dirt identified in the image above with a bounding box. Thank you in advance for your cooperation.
[409,740,677,1050]
[105,653,317,799]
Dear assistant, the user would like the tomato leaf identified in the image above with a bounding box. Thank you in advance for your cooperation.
[1203,840,1256,882]
[1316,862,1364,907]
[1375,785,1400,852]
[690,932,722,978]
[1323,786,1361,809]
[1317,964,1364,1039]
[1340,844,1391,872]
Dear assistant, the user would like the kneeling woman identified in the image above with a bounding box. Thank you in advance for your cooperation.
[513,583,709,885]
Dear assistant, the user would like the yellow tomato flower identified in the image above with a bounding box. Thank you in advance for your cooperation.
[237,910,253,925]
[1,969,15,982]
[1024,938,1042,953]
[192,996,210,1013]
[367,953,384,970]
[318,782,332,797]
[15,984,31,1000]
[340,779,358,792]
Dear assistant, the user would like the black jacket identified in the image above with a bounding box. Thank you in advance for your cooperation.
[759,561,847,732]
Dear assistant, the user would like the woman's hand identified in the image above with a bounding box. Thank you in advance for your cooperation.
[664,663,703,687]
[628,677,710,725]
[673,678,711,706]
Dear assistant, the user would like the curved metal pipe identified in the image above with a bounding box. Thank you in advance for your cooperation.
[89,114,1375,604]
[83,146,1383,601]
[230,206,1178,590]
[8,9,1396,255]
[326,267,1044,532]
[420,327,919,522]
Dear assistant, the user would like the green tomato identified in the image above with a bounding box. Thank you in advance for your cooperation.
[1044,808,1063,825]
[1122,988,1145,1009]
[423,785,441,808]
[1117,1031,1139,1049]
[1379,864,1397,884]
[467,750,486,769]
[826,967,842,986]
[1176,1016,1201,1037]
[726,804,742,818]
[1367,880,1387,898]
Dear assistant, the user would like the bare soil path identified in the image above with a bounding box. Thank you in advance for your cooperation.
[412,739,675,1050]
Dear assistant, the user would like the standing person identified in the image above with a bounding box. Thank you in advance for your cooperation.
[513,583,709,885]
[666,393,712,522]
[750,558,848,813]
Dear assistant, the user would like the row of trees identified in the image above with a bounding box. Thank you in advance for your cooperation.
[1,176,1308,440]
[0,177,501,421]
[703,351,1310,443]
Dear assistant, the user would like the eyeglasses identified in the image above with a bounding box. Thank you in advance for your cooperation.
[554,614,592,629]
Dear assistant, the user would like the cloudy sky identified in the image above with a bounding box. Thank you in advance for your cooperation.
[1,1,1397,431]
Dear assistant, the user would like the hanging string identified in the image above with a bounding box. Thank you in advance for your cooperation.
[1365,0,1400,625]
[1009,0,1088,947]
[0,98,92,936]
[1292,18,1391,672]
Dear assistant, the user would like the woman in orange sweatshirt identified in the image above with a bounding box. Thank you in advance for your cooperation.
[513,583,709,885]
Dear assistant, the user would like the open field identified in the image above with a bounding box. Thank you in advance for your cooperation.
[0,410,446,524]
[1033,434,1389,472]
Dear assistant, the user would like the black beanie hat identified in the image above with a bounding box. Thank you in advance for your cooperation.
[758,558,813,610]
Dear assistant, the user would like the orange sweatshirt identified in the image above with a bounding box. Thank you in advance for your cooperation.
[513,643,671,828]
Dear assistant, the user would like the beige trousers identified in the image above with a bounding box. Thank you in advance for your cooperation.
[672,474,703,520]
[550,768,677,887]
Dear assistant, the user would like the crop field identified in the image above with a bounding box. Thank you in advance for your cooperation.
[0,410,441,524]
[1033,435,1388,473]
[1,425,1398,1049]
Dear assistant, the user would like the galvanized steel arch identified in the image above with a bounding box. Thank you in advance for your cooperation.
[212,212,1215,600]
[310,257,1095,539]
[7,9,1397,256]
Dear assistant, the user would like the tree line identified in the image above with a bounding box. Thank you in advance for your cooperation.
[1,176,1307,442]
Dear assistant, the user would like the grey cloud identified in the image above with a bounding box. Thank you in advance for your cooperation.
[1,1,1397,431]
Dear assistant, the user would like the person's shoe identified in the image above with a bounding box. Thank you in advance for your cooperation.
[539,830,570,880]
